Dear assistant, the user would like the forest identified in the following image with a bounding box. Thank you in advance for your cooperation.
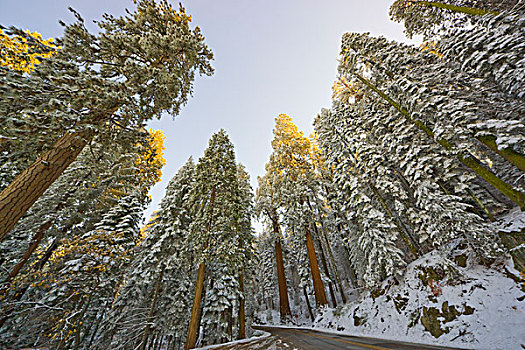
[0,0,524,349]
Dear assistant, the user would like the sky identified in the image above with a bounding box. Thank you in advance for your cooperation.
[0,0,420,226]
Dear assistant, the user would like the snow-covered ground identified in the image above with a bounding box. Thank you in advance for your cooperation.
[193,331,271,350]
[495,208,525,234]
[258,209,525,350]
[193,330,298,350]
[310,252,524,349]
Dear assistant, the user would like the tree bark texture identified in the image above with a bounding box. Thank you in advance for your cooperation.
[0,131,91,241]
[238,271,245,340]
[270,211,291,321]
[185,262,206,350]
[304,226,328,307]
[139,269,164,350]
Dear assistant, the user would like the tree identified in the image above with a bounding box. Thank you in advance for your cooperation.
[185,130,253,349]
[389,0,520,39]
[102,158,195,350]
[314,107,407,288]
[337,32,525,210]
[257,114,328,308]
[255,173,292,321]
[0,128,165,294]
[0,128,165,348]
[0,0,213,240]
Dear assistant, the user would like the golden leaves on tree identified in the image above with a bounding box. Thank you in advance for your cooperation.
[0,28,58,73]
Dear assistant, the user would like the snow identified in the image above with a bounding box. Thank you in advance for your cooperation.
[492,208,525,234]
[302,251,524,350]
[193,330,271,350]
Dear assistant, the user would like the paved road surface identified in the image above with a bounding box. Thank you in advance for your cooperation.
[212,326,465,350]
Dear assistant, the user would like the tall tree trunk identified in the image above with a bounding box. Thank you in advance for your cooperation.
[369,182,421,257]
[0,237,58,328]
[271,213,291,321]
[302,285,315,321]
[138,269,164,350]
[414,1,499,16]
[0,220,52,296]
[1,172,89,288]
[344,74,525,210]
[304,226,328,307]
[0,131,91,241]
[186,186,216,349]
[314,226,337,307]
[238,271,246,340]
[185,262,206,350]
[476,135,525,173]
[320,230,347,304]
[306,195,348,304]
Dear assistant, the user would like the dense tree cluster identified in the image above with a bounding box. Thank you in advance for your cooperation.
[1,0,523,348]
[254,0,524,325]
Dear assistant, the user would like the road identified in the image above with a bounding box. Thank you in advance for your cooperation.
[211,326,465,350]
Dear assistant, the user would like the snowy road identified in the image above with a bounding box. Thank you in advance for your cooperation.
[210,326,465,350]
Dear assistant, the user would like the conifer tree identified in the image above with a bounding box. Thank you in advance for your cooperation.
[0,129,165,348]
[0,0,213,239]
[389,0,521,39]
[257,114,328,308]
[185,130,253,349]
[255,173,292,321]
[102,158,195,350]
[336,32,525,210]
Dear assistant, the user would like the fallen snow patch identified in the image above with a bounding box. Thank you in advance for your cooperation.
[310,251,524,350]
[193,330,271,350]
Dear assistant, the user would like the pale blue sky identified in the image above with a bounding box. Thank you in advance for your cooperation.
[0,0,420,223]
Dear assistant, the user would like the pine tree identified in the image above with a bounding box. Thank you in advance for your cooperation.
[0,0,214,240]
[389,0,521,39]
[102,158,195,350]
[185,130,253,349]
[256,114,328,310]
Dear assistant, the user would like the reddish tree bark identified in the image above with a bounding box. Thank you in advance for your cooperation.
[0,131,91,241]
[305,226,328,307]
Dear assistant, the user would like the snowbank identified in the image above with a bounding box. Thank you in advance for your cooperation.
[193,330,271,350]
[311,251,524,350]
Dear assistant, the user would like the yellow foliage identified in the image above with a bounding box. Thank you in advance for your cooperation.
[139,211,159,242]
[136,128,167,195]
[0,28,58,73]
[333,76,363,103]
[271,114,312,176]
[420,41,443,59]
